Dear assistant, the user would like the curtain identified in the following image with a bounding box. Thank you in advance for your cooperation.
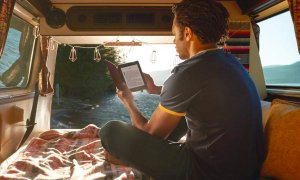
[287,0,300,53]
[0,0,16,57]
[39,36,54,96]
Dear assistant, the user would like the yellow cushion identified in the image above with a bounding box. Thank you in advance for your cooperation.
[260,99,300,180]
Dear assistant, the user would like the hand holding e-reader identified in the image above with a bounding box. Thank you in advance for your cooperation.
[105,60,147,92]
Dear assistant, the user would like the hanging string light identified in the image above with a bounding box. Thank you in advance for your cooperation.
[94,47,101,62]
[150,49,157,64]
[66,45,103,63]
[46,36,160,64]
[69,46,77,62]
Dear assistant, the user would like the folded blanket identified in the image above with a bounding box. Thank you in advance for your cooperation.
[0,124,144,180]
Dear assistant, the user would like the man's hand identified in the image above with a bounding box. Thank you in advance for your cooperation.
[117,84,134,106]
[143,73,162,95]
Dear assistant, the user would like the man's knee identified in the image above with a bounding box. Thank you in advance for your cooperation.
[100,120,126,150]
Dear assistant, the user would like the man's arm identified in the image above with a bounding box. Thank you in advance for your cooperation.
[146,106,182,138]
[117,87,182,139]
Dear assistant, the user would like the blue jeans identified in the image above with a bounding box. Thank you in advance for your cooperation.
[100,119,194,180]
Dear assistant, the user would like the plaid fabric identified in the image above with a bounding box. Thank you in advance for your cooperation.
[0,124,144,180]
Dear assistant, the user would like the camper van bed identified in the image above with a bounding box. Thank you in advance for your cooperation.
[0,124,148,180]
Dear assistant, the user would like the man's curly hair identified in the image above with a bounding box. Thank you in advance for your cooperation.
[172,0,229,44]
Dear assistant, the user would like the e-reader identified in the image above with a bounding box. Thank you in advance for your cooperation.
[118,61,147,92]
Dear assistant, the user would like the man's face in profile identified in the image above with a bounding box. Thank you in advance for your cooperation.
[172,16,189,60]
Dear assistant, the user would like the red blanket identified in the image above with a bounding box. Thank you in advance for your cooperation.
[0,124,144,180]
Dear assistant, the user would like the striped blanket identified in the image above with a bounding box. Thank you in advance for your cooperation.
[0,124,145,180]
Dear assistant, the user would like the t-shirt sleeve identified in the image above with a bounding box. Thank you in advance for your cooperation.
[160,72,200,116]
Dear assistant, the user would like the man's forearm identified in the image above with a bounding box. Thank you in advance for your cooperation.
[124,101,148,130]
[155,86,162,95]
[150,86,162,95]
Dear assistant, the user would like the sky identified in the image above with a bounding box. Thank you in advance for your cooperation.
[258,11,300,66]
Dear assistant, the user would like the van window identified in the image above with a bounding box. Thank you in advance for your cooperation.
[0,14,35,88]
[51,43,175,129]
[258,11,300,87]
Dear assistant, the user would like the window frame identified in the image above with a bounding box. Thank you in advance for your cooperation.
[0,13,36,91]
[256,9,300,94]
[0,3,38,104]
[0,8,37,91]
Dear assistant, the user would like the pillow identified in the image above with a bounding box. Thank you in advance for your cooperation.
[260,99,300,180]
[261,100,271,129]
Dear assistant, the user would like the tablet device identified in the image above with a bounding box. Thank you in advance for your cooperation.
[118,61,147,92]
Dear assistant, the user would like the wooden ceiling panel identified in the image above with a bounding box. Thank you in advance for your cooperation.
[50,0,181,4]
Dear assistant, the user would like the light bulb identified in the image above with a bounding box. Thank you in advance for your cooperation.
[150,50,157,64]
[69,47,77,62]
[94,47,101,62]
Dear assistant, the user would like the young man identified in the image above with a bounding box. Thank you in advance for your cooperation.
[100,0,265,179]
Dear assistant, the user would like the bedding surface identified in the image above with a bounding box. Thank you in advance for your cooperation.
[0,124,145,180]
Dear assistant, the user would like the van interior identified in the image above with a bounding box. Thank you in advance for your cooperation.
[0,0,300,179]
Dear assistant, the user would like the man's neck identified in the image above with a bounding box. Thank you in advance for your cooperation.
[190,43,217,57]
[189,43,217,58]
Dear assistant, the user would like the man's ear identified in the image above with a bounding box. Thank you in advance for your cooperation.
[184,27,192,41]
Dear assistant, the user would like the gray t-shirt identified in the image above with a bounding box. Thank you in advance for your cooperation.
[160,49,265,179]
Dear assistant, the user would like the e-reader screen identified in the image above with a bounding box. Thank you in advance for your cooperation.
[118,61,147,91]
